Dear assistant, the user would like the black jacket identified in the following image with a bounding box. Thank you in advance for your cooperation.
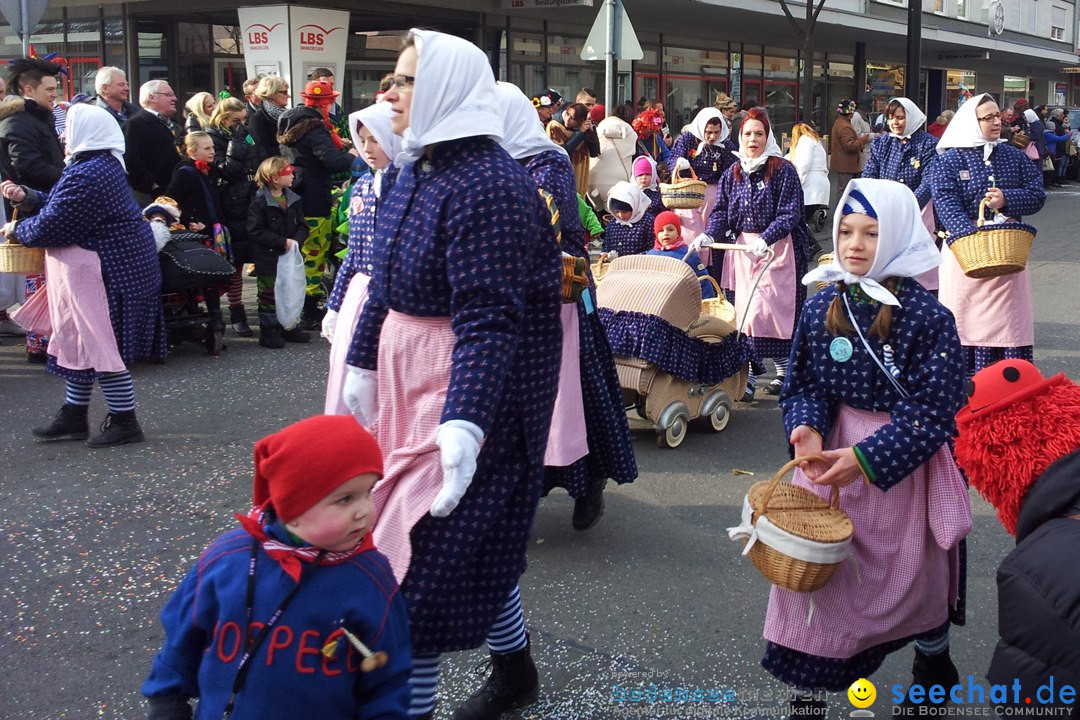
[164,159,225,231]
[248,104,282,162]
[277,106,354,217]
[0,97,65,199]
[207,126,259,237]
[247,186,309,276]
[124,109,183,195]
[987,448,1080,703]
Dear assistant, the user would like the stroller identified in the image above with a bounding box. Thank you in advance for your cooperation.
[805,204,828,234]
[596,254,752,449]
[158,231,235,356]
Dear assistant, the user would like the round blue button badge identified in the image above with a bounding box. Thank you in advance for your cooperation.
[829,337,854,363]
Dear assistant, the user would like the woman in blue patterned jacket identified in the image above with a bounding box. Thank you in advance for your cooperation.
[930,93,1045,376]
[342,30,562,720]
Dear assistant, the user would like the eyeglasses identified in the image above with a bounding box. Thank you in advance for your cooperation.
[977,112,1002,123]
[275,89,289,96]
[390,75,415,90]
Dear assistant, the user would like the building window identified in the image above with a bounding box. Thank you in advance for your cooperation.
[1051,5,1068,41]
[957,0,967,19]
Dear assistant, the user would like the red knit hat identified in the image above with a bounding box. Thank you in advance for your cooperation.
[253,415,383,522]
[589,104,606,125]
[654,210,682,237]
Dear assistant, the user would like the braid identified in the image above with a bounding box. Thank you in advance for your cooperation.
[868,278,900,339]
[824,282,854,336]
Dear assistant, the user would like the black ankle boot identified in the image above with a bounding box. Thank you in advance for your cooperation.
[572,477,607,530]
[86,410,144,448]
[230,306,253,337]
[451,637,540,720]
[299,296,324,330]
[902,649,959,707]
[258,312,286,349]
[282,325,311,343]
[31,404,90,441]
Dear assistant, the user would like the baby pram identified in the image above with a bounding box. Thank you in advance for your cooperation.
[596,254,752,448]
[158,231,235,356]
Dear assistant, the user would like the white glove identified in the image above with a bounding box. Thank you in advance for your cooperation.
[673,156,691,173]
[343,366,379,428]
[604,250,619,260]
[748,235,770,257]
[689,233,712,252]
[321,309,339,342]
[149,220,172,252]
[430,419,484,517]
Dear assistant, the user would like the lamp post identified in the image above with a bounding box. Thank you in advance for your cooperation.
[905,0,922,101]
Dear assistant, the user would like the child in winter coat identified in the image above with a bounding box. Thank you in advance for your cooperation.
[247,157,311,348]
[601,181,654,258]
[953,359,1080,707]
[142,415,412,720]
[647,211,716,298]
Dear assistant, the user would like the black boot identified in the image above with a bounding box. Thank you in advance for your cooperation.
[572,477,607,531]
[258,312,285,349]
[282,325,311,343]
[31,404,90,441]
[902,649,959,707]
[299,296,324,330]
[86,410,144,448]
[230,306,253,337]
[451,637,540,720]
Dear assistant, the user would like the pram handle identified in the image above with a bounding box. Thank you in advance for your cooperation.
[704,242,764,253]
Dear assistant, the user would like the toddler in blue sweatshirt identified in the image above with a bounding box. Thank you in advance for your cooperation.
[647,210,717,298]
[142,415,412,720]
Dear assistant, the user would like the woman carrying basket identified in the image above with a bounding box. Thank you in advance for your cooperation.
[930,93,1045,376]
[766,178,970,715]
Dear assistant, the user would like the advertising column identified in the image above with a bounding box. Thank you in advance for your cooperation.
[239,5,350,96]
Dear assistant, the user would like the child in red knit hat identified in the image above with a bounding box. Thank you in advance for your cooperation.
[646,210,717,298]
[953,359,1080,704]
[143,415,412,720]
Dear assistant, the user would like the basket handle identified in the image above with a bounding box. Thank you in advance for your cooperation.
[758,455,839,512]
[673,162,699,182]
[977,197,993,228]
[700,274,723,297]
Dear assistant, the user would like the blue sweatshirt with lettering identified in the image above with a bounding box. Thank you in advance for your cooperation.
[142,520,411,719]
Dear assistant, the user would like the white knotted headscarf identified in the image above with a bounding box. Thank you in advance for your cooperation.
[689,107,729,155]
[349,102,401,197]
[395,29,502,167]
[802,178,941,306]
[607,181,650,226]
[495,82,565,161]
[887,97,928,139]
[733,114,784,174]
[66,103,126,170]
[1023,108,1039,124]
[936,92,1003,161]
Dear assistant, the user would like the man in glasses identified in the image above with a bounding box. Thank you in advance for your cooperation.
[124,80,182,206]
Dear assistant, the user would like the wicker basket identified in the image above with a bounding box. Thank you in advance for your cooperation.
[660,166,707,210]
[0,240,44,274]
[591,255,612,283]
[950,198,1035,279]
[561,254,589,304]
[700,276,735,324]
[814,253,835,290]
[743,457,854,593]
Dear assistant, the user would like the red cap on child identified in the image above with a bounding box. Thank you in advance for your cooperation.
[253,415,383,522]
[654,210,682,237]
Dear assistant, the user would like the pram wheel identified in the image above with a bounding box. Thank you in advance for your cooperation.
[697,399,732,432]
[205,326,224,356]
[657,411,689,449]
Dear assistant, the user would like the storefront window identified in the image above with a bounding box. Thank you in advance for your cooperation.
[663,45,728,134]
[1003,75,1029,110]
[764,52,799,135]
[136,19,169,86]
[946,69,976,111]
[867,63,905,111]
[175,22,212,100]
[104,7,125,71]
[740,45,764,108]
[546,35,601,102]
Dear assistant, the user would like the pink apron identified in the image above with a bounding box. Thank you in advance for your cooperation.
[938,243,1034,346]
[12,246,124,373]
[371,311,455,583]
[543,304,589,467]
[677,182,719,266]
[324,273,371,415]
[913,202,939,292]
[733,232,797,340]
[763,406,971,659]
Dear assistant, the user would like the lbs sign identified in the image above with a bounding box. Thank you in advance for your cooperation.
[297,23,343,51]
[245,22,282,50]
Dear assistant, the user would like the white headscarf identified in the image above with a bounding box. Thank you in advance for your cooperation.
[802,178,941,307]
[65,103,125,170]
[395,29,503,167]
[689,107,729,155]
[349,102,401,197]
[632,155,659,191]
[936,92,1003,161]
[733,115,784,174]
[888,97,927,139]
[494,82,565,161]
[1023,108,1039,124]
[607,181,650,226]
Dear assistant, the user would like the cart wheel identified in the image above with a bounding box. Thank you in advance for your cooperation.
[206,328,224,356]
[657,412,689,449]
[812,209,828,234]
[704,400,732,432]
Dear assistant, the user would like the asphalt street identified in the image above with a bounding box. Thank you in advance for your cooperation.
[1,187,1078,720]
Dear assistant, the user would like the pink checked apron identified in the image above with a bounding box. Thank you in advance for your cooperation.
[938,243,1034,347]
[12,246,124,373]
[913,201,939,292]
[763,406,971,659]
[677,182,719,267]
[324,273,371,415]
[543,303,589,466]
[733,232,796,340]
[371,311,455,583]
